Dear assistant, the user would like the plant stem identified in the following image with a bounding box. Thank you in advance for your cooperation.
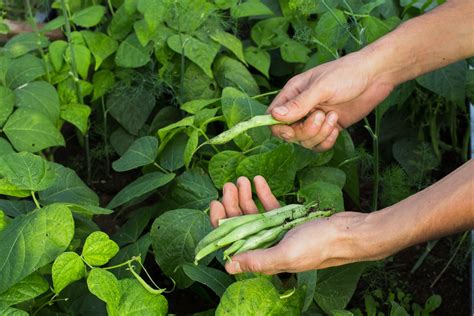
[364,112,380,212]
[153,162,170,174]
[31,191,41,209]
[101,97,110,178]
[107,0,115,15]
[251,89,281,99]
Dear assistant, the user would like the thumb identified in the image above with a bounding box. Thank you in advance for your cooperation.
[225,247,284,275]
[271,88,324,123]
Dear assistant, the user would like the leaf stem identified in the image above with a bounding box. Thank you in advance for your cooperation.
[153,162,170,174]
[101,97,110,178]
[31,191,41,209]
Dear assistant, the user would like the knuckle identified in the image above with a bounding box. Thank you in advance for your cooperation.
[288,98,302,110]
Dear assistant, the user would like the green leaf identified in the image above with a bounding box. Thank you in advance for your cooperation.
[87,268,121,312]
[237,143,297,197]
[167,34,220,78]
[159,132,188,171]
[82,31,119,70]
[82,232,120,266]
[297,270,318,313]
[109,234,151,278]
[134,19,155,47]
[314,9,349,49]
[0,152,56,191]
[182,63,220,102]
[214,56,260,96]
[48,40,68,72]
[361,16,398,44]
[0,204,74,293]
[298,166,346,189]
[61,103,91,134]
[244,46,270,78]
[157,116,195,140]
[66,204,113,216]
[38,162,99,206]
[108,5,134,40]
[389,301,409,316]
[4,33,49,58]
[0,307,29,315]
[183,129,199,169]
[182,264,234,297]
[6,55,46,89]
[314,263,366,313]
[0,178,32,198]
[181,98,219,114]
[112,136,158,172]
[231,0,274,18]
[416,60,467,105]
[72,5,106,27]
[42,15,66,32]
[209,151,245,189]
[92,70,115,101]
[251,17,289,48]
[65,44,91,80]
[163,0,215,34]
[137,0,165,31]
[280,39,311,63]
[0,138,14,156]
[163,168,218,210]
[14,81,60,122]
[0,86,14,127]
[3,108,65,152]
[0,200,34,217]
[210,31,246,64]
[52,252,86,294]
[118,278,168,315]
[0,273,48,308]
[150,209,213,288]
[0,21,9,34]
[115,34,151,68]
[298,181,344,211]
[107,172,175,209]
[112,208,152,247]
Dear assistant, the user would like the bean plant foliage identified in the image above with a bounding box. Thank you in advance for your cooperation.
[0,0,470,315]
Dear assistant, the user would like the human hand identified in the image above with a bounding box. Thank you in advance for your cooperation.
[269,51,394,152]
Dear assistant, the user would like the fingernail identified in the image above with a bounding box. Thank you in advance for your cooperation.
[229,261,241,274]
[328,112,338,125]
[313,111,325,125]
[273,106,288,116]
[280,133,291,140]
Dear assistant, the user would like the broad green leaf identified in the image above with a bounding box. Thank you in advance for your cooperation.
[417,60,467,105]
[298,181,344,211]
[361,16,398,44]
[424,294,442,313]
[3,109,65,152]
[0,211,7,232]
[110,128,136,155]
[314,9,349,49]
[184,129,199,168]
[42,15,66,32]
[297,270,318,312]
[0,152,56,191]
[92,70,115,101]
[108,5,134,40]
[209,151,246,189]
[214,56,260,96]
[134,19,155,47]
[0,178,30,198]
[0,204,74,293]
[150,209,213,288]
[61,103,91,134]
[0,86,14,127]
[163,168,218,210]
[113,136,158,172]
[358,0,386,14]
[82,31,119,70]
[281,39,311,63]
[137,0,165,31]
[149,107,181,133]
[112,208,152,247]
[4,33,49,58]
[298,166,346,189]
[82,232,120,266]
[66,204,113,216]
[0,273,48,308]
[0,138,14,156]
[52,252,86,294]
[182,264,234,297]
[109,234,151,278]
[163,0,215,34]
[0,56,10,84]
[251,17,289,48]
[314,263,366,313]
[65,44,91,80]
[0,21,9,34]
[6,55,46,89]
[0,307,29,315]
[231,0,274,18]
[159,132,188,171]
[115,34,151,68]
[107,172,175,209]
[181,98,219,114]
[237,143,297,197]
[182,63,220,102]
[244,46,270,78]
[107,85,155,135]
[157,116,195,140]
[39,163,99,206]
[0,200,34,217]
[72,5,106,27]
[210,31,246,64]
[48,40,68,72]
[87,268,121,313]
[167,34,220,78]
[15,81,60,122]
[389,301,409,316]
[117,278,168,315]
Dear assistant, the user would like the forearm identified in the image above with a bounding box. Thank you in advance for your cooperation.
[363,0,474,86]
[359,160,473,260]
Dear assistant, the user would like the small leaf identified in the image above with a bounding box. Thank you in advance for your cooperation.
[65,45,91,80]
[6,55,46,89]
[82,31,119,70]
[72,5,106,27]
[0,178,30,198]
[4,33,49,58]
[280,39,311,63]
[112,136,158,172]
[115,33,151,68]
[184,129,199,169]
[60,103,91,134]
[52,252,86,294]
[107,172,176,209]
[183,264,234,297]
[92,70,115,101]
[210,31,246,64]
[159,132,187,171]
[48,40,68,72]
[180,98,219,114]
[209,151,245,189]
[15,81,60,122]
[231,0,274,18]
[118,278,168,315]
[82,232,120,266]
[244,46,270,78]
[214,56,260,96]
[0,273,49,308]
[87,268,121,311]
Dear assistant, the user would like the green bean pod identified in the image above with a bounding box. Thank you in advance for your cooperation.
[234,226,285,255]
[222,239,247,260]
[207,114,283,145]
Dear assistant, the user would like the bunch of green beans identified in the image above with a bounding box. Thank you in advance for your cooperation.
[194,204,335,265]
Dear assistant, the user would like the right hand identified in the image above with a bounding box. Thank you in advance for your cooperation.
[268,50,394,151]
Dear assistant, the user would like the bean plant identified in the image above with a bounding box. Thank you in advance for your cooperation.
[0,0,470,315]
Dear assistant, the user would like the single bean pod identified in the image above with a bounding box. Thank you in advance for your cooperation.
[234,226,285,255]
[207,114,283,145]
[217,204,305,227]
[222,239,247,261]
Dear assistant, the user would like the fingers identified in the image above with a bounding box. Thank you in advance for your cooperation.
[236,177,258,214]
[222,183,242,217]
[254,176,280,211]
[299,111,338,149]
[313,128,339,152]
[209,200,226,228]
[225,246,285,275]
